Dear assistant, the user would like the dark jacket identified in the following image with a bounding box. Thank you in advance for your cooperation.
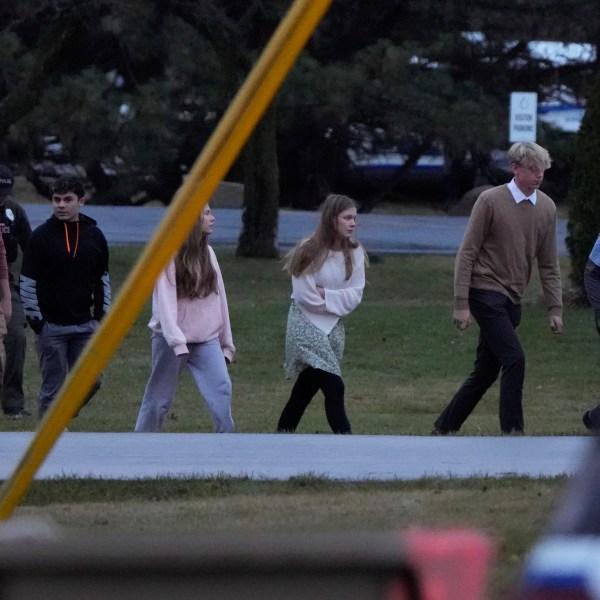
[0,198,32,266]
[584,235,600,335]
[20,213,110,332]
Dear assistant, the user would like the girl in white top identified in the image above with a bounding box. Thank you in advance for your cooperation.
[277,194,367,434]
[135,205,235,433]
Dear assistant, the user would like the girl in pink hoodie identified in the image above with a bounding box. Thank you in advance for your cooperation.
[135,205,235,432]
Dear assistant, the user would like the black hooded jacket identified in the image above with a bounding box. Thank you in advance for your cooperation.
[20,213,111,332]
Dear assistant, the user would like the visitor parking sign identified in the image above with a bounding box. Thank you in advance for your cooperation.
[509,92,537,143]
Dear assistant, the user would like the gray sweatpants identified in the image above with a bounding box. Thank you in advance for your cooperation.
[135,334,234,433]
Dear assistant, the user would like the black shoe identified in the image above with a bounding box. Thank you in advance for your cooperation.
[583,411,595,431]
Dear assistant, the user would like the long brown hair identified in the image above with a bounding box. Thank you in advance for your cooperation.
[284,194,360,280]
[174,216,217,298]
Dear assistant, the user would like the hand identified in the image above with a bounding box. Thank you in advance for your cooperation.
[453,309,472,331]
[549,315,563,334]
[0,281,10,323]
[316,285,325,299]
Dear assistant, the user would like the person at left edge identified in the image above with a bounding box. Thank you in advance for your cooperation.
[0,195,13,417]
[0,164,32,419]
[20,176,111,418]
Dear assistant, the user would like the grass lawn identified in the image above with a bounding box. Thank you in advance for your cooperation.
[4,247,593,435]
[1,245,595,599]
[15,475,567,600]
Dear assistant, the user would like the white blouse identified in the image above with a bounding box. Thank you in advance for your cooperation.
[291,245,366,334]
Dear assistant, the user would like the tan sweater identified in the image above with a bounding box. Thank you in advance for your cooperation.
[454,184,562,316]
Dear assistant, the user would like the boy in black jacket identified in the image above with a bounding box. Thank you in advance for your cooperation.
[20,176,111,417]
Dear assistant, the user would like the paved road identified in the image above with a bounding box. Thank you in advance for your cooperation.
[0,432,590,481]
[22,204,569,255]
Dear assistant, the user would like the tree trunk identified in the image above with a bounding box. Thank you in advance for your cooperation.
[236,105,280,258]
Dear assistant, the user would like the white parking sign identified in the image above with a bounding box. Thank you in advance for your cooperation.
[509,92,538,142]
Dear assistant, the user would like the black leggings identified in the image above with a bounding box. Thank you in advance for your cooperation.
[277,367,352,434]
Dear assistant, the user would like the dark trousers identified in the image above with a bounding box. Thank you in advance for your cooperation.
[434,289,525,434]
[587,404,600,429]
[277,367,352,434]
[1,279,26,414]
[583,309,600,428]
[35,321,101,417]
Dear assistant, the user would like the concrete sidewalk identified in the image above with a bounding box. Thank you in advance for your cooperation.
[0,432,591,481]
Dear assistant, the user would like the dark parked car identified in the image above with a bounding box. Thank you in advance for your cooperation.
[86,156,157,205]
[26,136,92,198]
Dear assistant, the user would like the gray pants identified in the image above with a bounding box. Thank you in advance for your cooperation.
[1,279,25,414]
[35,320,101,417]
[135,334,234,433]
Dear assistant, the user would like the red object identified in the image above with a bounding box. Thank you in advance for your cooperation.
[397,528,496,600]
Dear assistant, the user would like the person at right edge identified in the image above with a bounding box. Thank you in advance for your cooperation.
[581,235,600,431]
[433,142,563,436]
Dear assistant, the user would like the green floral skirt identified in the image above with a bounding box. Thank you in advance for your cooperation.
[284,301,345,379]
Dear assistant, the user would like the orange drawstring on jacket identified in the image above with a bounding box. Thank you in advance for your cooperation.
[64,222,79,257]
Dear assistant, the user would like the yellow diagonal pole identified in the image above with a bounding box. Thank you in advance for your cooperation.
[0,0,334,520]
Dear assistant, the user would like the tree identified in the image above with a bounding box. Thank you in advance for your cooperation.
[566,70,600,297]
[164,0,286,258]
[0,3,96,142]
[276,0,600,210]
[1,0,600,257]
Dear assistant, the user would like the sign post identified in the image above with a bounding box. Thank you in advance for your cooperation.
[509,92,538,142]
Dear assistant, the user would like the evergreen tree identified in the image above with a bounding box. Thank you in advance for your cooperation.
[1,0,599,258]
[566,71,600,297]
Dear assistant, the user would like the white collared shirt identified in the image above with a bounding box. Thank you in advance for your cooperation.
[508,178,537,205]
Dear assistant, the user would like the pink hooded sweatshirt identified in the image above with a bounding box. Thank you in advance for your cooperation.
[148,246,235,361]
